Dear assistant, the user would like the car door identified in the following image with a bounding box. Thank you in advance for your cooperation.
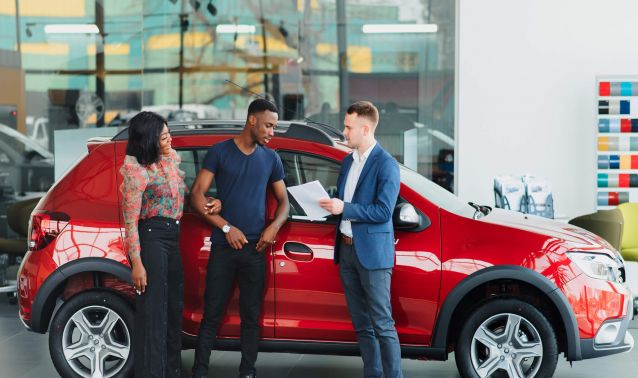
[269,150,442,344]
[269,151,351,341]
[175,148,276,338]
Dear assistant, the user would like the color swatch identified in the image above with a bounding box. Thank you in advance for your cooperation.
[599,81,638,96]
[598,155,638,169]
[598,100,630,115]
[597,136,638,151]
[598,119,638,133]
[597,173,638,188]
[597,191,630,206]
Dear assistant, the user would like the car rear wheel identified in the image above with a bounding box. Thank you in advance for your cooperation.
[455,298,558,378]
[49,291,134,378]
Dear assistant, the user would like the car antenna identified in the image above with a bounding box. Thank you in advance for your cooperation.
[223,79,344,140]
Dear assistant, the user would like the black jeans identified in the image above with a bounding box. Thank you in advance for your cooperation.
[192,242,266,377]
[134,217,184,378]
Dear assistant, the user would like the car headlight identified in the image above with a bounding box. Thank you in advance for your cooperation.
[566,252,621,282]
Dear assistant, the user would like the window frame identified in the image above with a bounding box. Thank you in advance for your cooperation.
[277,149,342,225]
[175,147,216,213]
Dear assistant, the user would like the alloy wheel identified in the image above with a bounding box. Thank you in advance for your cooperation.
[61,305,130,378]
[470,312,543,378]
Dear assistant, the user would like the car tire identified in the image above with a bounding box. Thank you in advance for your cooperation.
[49,290,134,378]
[455,298,558,378]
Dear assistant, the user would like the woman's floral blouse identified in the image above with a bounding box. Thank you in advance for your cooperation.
[120,149,186,259]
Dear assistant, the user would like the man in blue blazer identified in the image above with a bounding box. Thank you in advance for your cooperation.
[319,101,402,378]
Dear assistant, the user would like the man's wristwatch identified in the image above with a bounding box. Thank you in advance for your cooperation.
[222,223,231,233]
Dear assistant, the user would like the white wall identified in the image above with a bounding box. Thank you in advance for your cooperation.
[457,0,638,218]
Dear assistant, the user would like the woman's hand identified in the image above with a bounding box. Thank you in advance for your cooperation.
[131,257,147,294]
[204,197,222,215]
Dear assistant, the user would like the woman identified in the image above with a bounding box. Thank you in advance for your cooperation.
[120,111,220,377]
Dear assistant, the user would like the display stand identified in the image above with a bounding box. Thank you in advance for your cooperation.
[596,77,638,209]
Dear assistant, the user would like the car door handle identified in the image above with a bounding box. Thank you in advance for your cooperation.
[283,242,313,262]
[284,242,312,253]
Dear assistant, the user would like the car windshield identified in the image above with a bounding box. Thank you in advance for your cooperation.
[0,123,53,159]
[399,165,475,218]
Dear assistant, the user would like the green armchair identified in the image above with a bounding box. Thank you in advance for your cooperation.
[618,203,638,262]
[568,208,624,251]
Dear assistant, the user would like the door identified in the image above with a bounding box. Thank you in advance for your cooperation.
[270,151,442,344]
[271,151,353,341]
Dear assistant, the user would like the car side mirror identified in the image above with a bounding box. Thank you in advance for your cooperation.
[393,202,430,231]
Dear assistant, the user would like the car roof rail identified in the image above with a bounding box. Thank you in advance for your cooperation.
[111,119,344,146]
[303,119,345,141]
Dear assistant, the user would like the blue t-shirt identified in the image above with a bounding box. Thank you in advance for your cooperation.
[203,139,285,245]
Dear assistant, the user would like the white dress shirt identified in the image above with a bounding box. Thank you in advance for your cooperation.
[339,141,377,237]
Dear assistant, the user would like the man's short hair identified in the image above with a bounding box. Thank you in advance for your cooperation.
[247,98,278,117]
[347,101,379,126]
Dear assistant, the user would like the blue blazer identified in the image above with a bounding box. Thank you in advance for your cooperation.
[334,143,400,270]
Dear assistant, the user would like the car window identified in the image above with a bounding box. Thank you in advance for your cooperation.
[399,164,475,218]
[176,149,217,211]
[279,151,340,221]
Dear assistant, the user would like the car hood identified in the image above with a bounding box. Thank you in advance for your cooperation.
[480,208,621,259]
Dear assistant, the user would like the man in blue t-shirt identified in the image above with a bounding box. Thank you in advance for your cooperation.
[190,99,289,378]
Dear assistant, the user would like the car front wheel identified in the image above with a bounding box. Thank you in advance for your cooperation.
[49,291,134,378]
[455,298,558,378]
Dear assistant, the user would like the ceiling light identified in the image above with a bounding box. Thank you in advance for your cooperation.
[362,24,438,34]
[44,24,100,34]
[216,24,256,34]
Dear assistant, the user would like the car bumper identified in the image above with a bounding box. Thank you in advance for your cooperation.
[580,294,634,359]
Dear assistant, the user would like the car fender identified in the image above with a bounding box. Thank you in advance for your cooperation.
[431,265,581,361]
[30,258,131,333]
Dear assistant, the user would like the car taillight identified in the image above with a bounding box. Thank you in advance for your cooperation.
[28,212,70,251]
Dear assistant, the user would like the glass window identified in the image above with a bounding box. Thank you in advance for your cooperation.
[399,164,473,218]
[0,1,17,52]
[176,148,216,212]
[279,151,340,219]
[1,0,456,205]
[138,1,455,195]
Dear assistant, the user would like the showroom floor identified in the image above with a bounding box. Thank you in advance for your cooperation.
[1,296,636,378]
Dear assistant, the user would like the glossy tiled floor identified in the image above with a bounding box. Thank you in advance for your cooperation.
[1,295,636,377]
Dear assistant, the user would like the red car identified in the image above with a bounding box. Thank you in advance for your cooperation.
[18,120,634,378]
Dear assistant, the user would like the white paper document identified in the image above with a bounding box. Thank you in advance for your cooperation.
[287,180,332,220]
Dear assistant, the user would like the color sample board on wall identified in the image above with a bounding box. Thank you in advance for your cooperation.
[597,77,638,209]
